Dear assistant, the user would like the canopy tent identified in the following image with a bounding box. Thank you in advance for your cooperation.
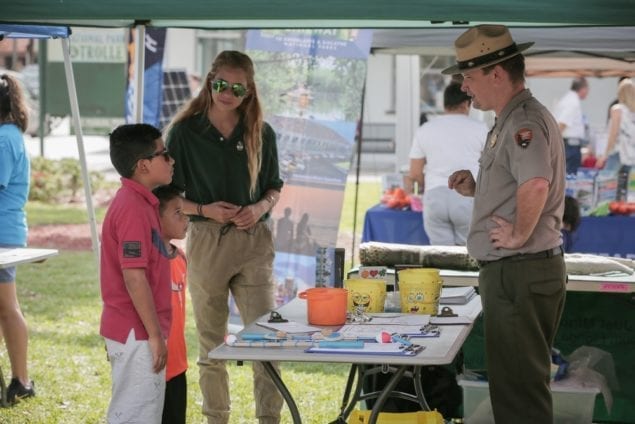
[524,57,635,78]
[372,27,635,57]
[2,0,635,28]
[371,27,635,77]
[0,24,100,266]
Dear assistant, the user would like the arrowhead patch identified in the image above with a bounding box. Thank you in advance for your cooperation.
[515,128,533,148]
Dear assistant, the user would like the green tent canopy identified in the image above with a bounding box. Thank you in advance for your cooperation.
[2,0,635,28]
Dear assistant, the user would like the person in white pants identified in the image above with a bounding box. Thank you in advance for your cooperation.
[408,81,488,245]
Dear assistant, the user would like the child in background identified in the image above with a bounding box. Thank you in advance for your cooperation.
[152,185,190,424]
[0,72,35,404]
[562,195,581,252]
[100,123,174,423]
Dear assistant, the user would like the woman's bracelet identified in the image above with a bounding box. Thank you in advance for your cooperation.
[263,193,276,212]
[197,203,204,217]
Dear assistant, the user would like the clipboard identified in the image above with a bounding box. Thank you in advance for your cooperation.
[305,342,425,356]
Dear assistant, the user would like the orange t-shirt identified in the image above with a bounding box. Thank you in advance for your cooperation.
[166,248,188,381]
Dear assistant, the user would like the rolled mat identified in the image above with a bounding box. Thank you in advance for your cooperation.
[359,242,479,271]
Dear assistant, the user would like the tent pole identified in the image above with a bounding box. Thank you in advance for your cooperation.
[134,25,146,123]
[350,79,367,269]
[61,37,100,271]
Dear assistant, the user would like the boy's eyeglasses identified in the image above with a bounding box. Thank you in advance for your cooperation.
[211,79,248,98]
[142,148,171,162]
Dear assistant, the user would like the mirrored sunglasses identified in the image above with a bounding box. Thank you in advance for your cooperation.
[211,79,248,98]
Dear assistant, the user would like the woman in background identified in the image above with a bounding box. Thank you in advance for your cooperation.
[597,78,635,171]
[0,73,35,404]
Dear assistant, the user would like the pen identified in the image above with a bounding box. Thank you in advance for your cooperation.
[390,334,413,346]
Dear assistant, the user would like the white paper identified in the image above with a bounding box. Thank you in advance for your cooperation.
[365,313,430,326]
[440,286,477,304]
[338,324,425,339]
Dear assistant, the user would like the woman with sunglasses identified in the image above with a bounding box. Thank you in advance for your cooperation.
[166,50,283,424]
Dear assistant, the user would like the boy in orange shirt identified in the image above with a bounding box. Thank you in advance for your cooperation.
[153,185,189,424]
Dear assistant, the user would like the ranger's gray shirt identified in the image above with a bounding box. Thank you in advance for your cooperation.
[467,89,565,261]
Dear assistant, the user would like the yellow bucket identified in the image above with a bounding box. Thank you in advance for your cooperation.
[398,268,443,315]
[344,278,386,313]
[348,409,444,424]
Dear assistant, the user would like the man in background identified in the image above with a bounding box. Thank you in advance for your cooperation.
[554,77,589,175]
[408,82,487,245]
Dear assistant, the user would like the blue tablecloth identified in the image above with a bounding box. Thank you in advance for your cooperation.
[362,204,634,258]
[362,204,429,246]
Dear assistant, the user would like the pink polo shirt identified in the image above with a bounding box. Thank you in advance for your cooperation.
[100,178,171,343]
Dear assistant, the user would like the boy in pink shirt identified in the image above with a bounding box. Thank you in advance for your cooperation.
[100,123,174,423]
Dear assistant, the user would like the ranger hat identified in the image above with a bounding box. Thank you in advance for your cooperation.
[442,25,534,75]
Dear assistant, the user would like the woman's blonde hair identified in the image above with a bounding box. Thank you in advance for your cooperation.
[0,73,29,133]
[167,51,263,198]
[618,78,635,112]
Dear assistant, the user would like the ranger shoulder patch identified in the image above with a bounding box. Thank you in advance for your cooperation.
[515,128,533,148]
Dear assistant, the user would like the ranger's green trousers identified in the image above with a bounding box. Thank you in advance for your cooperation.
[478,254,566,424]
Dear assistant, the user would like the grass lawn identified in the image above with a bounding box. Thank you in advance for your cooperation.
[1,178,381,423]
[338,179,382,235]
[3,251,351,423]
[25,201,107,226]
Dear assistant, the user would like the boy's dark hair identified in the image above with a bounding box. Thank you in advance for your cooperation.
[109,123,162,178]
[153,184,183,214]
[563,195,581,232]
[444,82,471,110]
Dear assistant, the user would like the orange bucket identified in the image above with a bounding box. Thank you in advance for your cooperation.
[298,288,348,326]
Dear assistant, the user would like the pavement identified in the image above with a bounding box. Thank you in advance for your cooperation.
[24,119,119,182]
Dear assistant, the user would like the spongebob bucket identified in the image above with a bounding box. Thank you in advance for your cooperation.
[344,278,386,313]
[398,268,443,315]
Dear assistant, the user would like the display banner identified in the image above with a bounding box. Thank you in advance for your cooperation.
[244,29,373,307]
[125,28,166,127]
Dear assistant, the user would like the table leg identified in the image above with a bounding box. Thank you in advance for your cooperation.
[261,361,302,424]
[331,364,367,423]
[412,366,431,411]
[367,365,408,424]
[334,363,439,424]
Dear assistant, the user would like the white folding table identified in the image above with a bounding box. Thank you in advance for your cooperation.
[209,296,481,424]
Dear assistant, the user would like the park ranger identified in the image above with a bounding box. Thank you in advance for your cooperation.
[445,25,567,424]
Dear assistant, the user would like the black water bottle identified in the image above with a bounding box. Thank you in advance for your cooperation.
[616,165,630,201]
